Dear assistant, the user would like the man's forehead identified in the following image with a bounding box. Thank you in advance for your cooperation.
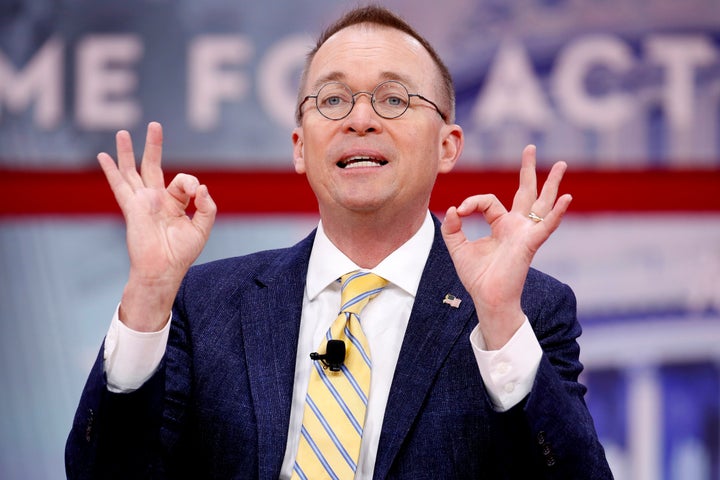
[307,24,431,90]
[307,70,418,93]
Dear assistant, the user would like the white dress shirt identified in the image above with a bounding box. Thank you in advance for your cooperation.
[104,211,542,479]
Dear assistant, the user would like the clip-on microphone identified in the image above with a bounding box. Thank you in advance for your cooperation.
[310,339,346,371]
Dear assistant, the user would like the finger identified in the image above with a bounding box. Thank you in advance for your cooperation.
[532,161,567,215]
[539,193,573,232]
[140,122,165,189]
[115,130,144,190]
[520,193,572,257]
[456,194,508,225]
[166,173,200,209]
[191,185,217,239]
[97,152,134,207]
[511,145,538,214]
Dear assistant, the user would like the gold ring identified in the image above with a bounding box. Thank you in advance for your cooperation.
[528,212,544,222]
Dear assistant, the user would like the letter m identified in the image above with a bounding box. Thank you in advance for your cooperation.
[0,37,63,129]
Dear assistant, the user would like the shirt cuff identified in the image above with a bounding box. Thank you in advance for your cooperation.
[470,318,542,412]
[103,304,171,393]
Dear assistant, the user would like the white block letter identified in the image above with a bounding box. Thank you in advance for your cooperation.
[188,35,253,130]
[76,35,143,130]
[257,34,312,128]
[472,40,553,129]
[646,35,717,130]
[552,35,636,130]
[0,37,63,129]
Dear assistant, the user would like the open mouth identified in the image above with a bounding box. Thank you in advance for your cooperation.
[337,156,389,169]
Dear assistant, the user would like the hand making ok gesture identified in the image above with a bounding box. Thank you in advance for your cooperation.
[441,145,572,350]
[97,122,217,332]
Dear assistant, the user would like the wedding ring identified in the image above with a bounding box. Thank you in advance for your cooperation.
[528,212,544,223]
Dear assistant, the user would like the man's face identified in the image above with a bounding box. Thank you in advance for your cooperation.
[292,24,463,222]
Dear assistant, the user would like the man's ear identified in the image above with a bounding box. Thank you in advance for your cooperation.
[292,127,306,174]
[438,124,464,173]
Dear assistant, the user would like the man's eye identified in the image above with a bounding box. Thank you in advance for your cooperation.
[322,95,347,107]
[378,95,407,108]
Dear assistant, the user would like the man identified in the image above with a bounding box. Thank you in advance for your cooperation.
[66,5,612,479]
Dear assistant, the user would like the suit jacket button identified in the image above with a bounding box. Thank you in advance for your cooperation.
[536,431,546,445]
[542,444,552,456]
[546,455,556,467]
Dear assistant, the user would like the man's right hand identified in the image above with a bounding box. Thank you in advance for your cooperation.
[98,122,217,332]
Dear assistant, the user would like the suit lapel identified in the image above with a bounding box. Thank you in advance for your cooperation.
[372,220,477,479]
[237,232,315,479]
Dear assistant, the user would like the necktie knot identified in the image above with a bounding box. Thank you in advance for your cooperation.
[339,270,388,317]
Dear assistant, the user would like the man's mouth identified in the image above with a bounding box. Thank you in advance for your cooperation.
[337,156,389,169]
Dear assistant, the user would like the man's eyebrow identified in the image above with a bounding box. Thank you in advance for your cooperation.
[378,71,416,89]
[308,72,346,93]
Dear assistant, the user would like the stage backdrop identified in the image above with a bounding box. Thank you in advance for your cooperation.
[1,1,719,478]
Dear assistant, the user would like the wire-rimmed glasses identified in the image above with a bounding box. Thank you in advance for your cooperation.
[297,80,447,122]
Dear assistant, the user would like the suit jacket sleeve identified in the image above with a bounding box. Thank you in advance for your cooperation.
[65,277,250,479]
[492,268,613,479]
[64,340,169,479]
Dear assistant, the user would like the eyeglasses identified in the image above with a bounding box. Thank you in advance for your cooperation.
[297,80,447,123]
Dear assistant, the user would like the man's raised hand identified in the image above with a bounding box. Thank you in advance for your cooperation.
[441,145,571,349]
[98,122,217,331]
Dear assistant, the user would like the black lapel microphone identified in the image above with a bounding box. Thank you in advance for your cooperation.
[310,339,346,372]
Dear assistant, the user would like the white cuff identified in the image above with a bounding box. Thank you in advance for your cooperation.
[470,318,542,412]
[103,304,171,393]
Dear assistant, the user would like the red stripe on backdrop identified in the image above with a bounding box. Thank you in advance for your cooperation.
[1,168,718,216]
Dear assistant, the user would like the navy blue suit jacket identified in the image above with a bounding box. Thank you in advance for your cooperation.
[66,219,612,479]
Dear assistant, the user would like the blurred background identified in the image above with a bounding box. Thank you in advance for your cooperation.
[1,0,719,478]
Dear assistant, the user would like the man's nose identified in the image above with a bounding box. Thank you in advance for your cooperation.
[343,93,381,134]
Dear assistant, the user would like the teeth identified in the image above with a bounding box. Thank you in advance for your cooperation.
[345,160,380,168]
[338,156,387,168]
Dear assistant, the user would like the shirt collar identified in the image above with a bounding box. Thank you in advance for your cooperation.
[306,211,435,300]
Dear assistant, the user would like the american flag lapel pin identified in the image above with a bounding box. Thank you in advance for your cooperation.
[443,294,461,308]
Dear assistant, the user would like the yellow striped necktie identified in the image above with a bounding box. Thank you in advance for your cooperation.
[292,271,388,480]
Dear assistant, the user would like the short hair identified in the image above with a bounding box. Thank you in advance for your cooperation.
[296,5,455,125]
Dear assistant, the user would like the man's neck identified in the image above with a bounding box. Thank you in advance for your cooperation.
[320,209,428,269]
